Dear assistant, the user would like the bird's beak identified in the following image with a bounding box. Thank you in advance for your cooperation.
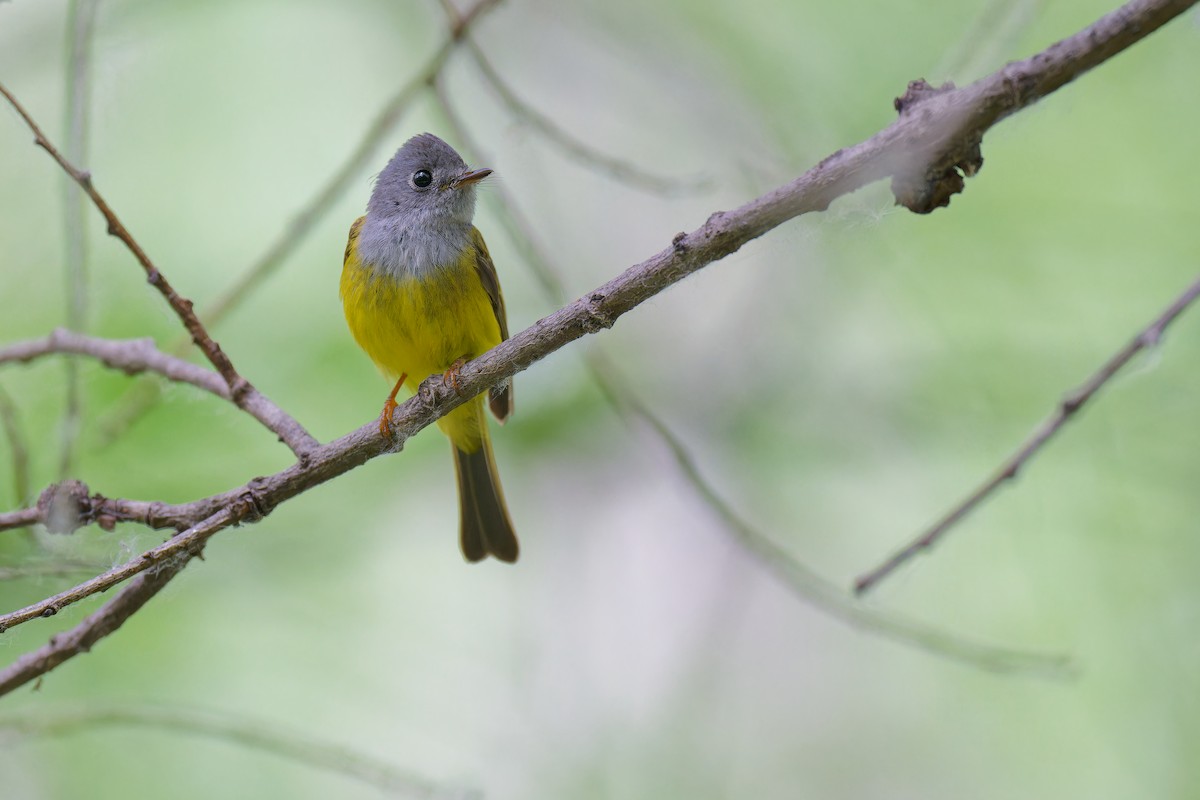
[449,168,493,189]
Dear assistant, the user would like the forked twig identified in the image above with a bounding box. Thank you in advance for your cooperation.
[2,704,473,798]
[855,274,1200,594]
[0,330,316,457]
[464,39,711,195]
[0,81,254,410]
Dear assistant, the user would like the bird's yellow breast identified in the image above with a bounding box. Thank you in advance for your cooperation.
[340,217,502,449]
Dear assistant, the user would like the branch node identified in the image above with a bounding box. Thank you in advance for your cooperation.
[582,293,615,332]
[37,480,91,534]
[890,79,985,214]
[1060,391,1086,415]
[671,232,688,254]
[228,376,253,403]
[894,78,956,113]
[238,477,273,522]
[41,605,58,619]
[417,378,438,409]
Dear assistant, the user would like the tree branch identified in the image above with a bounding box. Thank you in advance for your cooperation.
[2,704,472,798]
[463,38,711,195]
[0,0,1193,694]
[57,0,102,479]
[0,81,250,402]
[854,272,1200,594]
[0,508,40,533]
[432,86,1070,673]
[0,556,191,696]
[0,383,32,516]
[0,329,317,457]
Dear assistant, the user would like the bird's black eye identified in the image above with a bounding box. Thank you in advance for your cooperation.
[411,169,433,188]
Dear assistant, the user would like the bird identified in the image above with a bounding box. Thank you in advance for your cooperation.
[339,133,518,563]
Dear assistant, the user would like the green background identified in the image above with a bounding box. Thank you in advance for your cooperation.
[1,0,1198,797]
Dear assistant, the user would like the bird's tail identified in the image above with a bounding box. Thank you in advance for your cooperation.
[451,428,519,563]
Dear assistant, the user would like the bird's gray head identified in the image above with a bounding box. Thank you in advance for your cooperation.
[367,133,489,229]
[358,133,491,278]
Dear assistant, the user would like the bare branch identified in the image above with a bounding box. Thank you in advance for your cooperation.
[0,81,250,400]
[0,0,1192,693]
[0,560,105,581]
[0,329,318,457]
[57,0,102,479]
[0,507,231,632]
[1,705,472,798]
[0,556,190,696]
[0,384,31,513]
[590,355,1075,676]
[434,87,1071,673]
[463,39,711,195]
[0,508,40,533]
[934,0,1045,81]
[854,273,1200,595]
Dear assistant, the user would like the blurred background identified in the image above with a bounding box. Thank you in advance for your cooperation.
[1,0,1198,797]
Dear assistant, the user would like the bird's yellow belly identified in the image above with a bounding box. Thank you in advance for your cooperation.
[340,250,501,451]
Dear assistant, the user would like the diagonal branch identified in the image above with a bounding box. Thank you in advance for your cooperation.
[0,0,1193,695]
[854,273,1200,594]
[57,0,102,479]
[0,330,317,457]
[0,508,40,533]
[462,38,711,195]
[589,355,1074,676]
[0,508,233,632]
[0,556,192,696]
[432,86,1069,673]
[0,81,250,402]
[0,384,31,515]
[2,704,470,797]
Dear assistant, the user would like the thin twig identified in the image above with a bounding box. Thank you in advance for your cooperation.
[0,560,106,581]
[591,355,1074,677]
[463,39,711,195]
[0,509,40,533]
[935,0,1046,81]
[57,0,102,479]
[0,508,232,632]
[2,705,473,798]
[434,87,1070,674]
[1,0,1192,695]
[0,81,248,398]
[855,273,1200,595]
[0,329,318,457]
[430,81,565,301]
[0,556,191,696]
